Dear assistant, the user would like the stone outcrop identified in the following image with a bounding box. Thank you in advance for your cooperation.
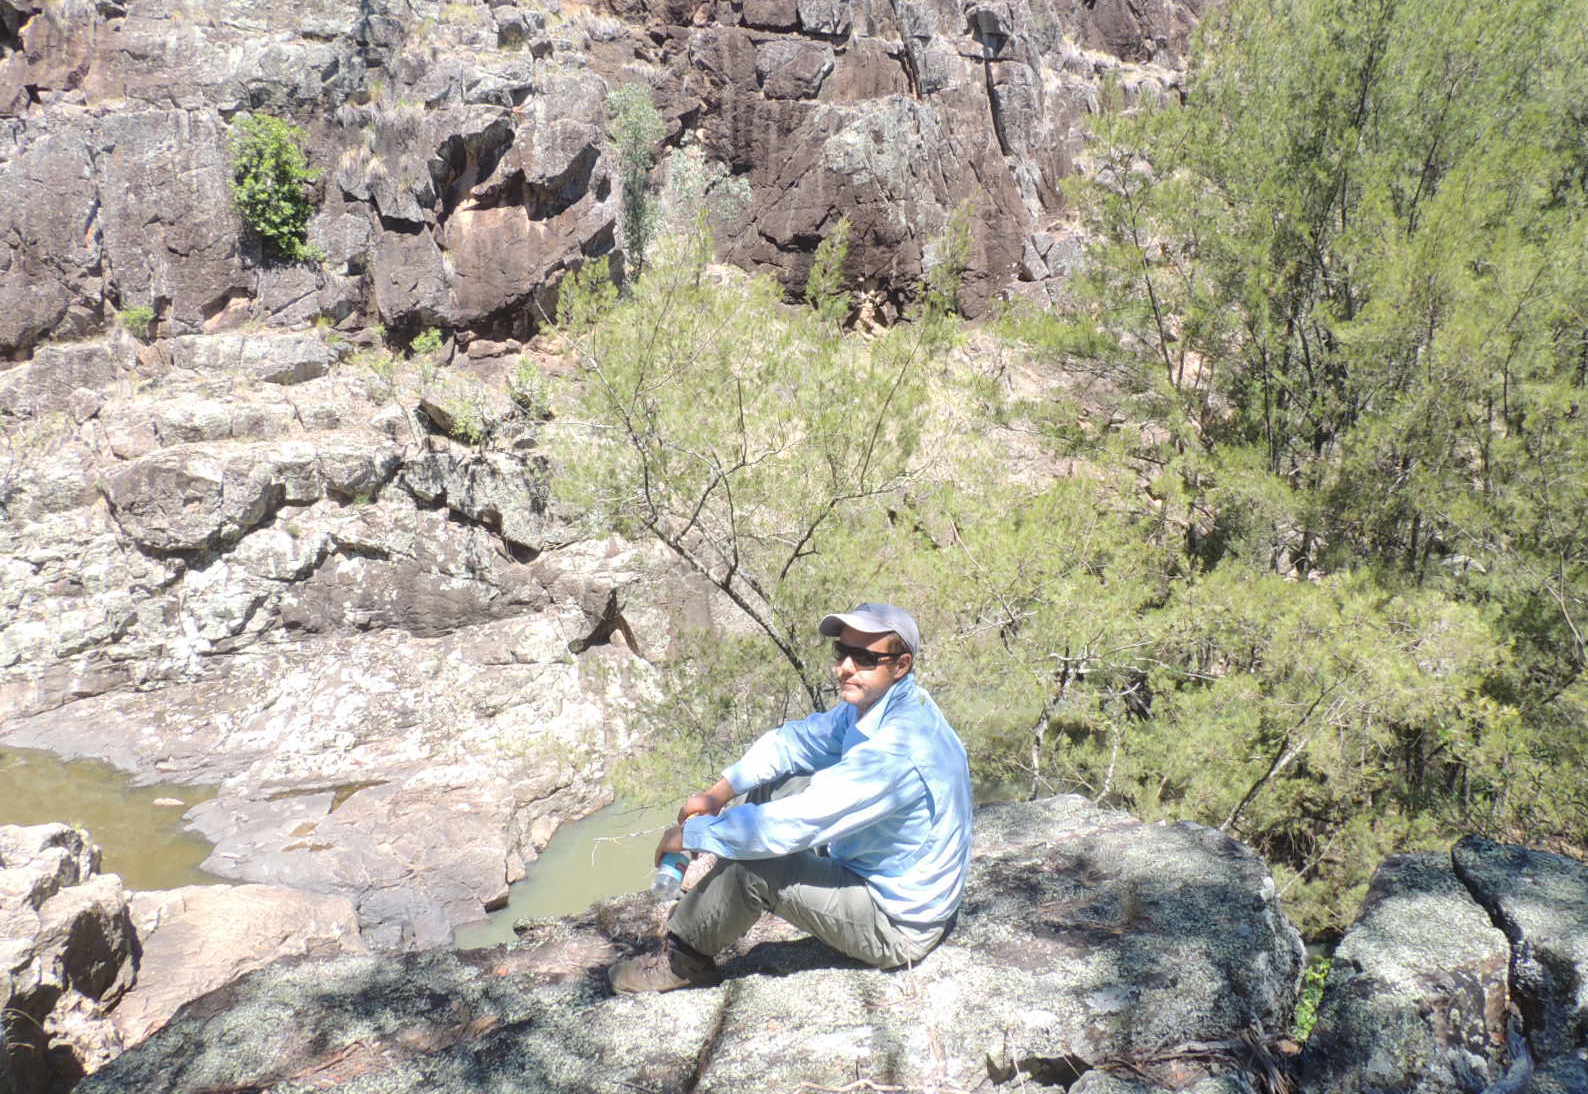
[0,823,136,1094]
[1298,854,1511,1094]
[76,795,1307,1094]
[112,884,367,1046]
[2,0,1198,363]
[16,806,1586,1094]
[1299,841,1588,1094]
[1452,837,1588,1094]
[0,325,720,949]
[0,822,369,1091]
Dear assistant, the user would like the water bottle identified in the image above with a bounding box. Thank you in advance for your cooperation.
[651,851,690,900]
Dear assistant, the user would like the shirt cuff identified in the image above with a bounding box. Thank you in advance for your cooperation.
[681,814,715,853]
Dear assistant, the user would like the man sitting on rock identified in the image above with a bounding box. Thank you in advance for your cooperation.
[609,602,974,992]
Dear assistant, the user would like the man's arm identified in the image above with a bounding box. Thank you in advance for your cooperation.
[654,709,848,865]
[677,777,736,824]
[682,735,921,860]
[721,707,847,791]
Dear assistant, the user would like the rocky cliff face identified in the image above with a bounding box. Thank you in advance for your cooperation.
[0,320,718,949]
[1,0,1197,362]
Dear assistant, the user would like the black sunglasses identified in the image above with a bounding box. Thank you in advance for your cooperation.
[831,640,904,670]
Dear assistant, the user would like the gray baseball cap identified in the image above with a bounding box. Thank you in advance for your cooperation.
[818,602,921,655]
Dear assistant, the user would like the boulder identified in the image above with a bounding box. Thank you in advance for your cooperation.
[99,445,289,554]
[111,884,367,1046]
[1452,837,1588,1087]
[0,824,136,1094]
[1298,854,1511,1094]
[754,40,834,100]
[0,339,135,418]
[1300,840,1588,1094]
[160,332,343,386]
[76,795,1306,1093]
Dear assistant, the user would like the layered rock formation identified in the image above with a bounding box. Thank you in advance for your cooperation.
[77,795,1309,1093]
[2,0,1196,363]
[0,822,367,1093]
[0,824,134,1094]
[0,320,720,948]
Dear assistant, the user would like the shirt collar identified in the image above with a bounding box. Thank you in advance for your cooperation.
[853,673,916,737]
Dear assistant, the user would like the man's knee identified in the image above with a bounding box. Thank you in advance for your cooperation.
[701,855,813,914]
[716,857,782,906]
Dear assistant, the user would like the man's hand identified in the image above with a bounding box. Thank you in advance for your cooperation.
[654,824,685,866]
[677,777,735,824]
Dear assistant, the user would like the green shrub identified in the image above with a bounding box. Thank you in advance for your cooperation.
[117,305,155,340]
[508,357,551,419]
[443,395,488,446]
[804,217,852,326]
[229,114,321,263]
[607,84,667,275]
[922,201,973,318]
[411,327,444,357]
[1292,956,1332,1041]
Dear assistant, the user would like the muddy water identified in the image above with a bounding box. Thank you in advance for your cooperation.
[0,745,221,890]
[451,778,1038,948]
[0,745,1036,941]
[452,801,676,949]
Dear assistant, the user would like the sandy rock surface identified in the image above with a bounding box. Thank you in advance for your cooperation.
[112,884,368,1046]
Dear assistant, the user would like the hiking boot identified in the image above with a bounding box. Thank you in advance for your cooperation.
[608,934,722,994]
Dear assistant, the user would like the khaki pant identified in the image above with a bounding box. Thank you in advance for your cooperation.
[667,850,944,969]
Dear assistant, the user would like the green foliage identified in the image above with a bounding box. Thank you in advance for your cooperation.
[1293,955,1332,1040]
[357,347,398,401]
[228,114,321,263]
[1048,0,1588,932]
[607,84,667,276]
[554,229,935,708]
[117,306,155,340]
[991,299,1115,365]
[805,217,853,326]
[1073,0,1588,583]
[922,201,974,318]
[611,631,814,804]
[508,356,551,419]
[653,138,750,271]
[410,327,444,357]
[440,391,488,446]
[571,0,1588,944]
[557,257,619,332]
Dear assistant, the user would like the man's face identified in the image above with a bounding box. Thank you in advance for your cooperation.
[833,625,912,715]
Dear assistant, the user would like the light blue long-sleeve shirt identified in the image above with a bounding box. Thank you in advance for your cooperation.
[681,673,973,928]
